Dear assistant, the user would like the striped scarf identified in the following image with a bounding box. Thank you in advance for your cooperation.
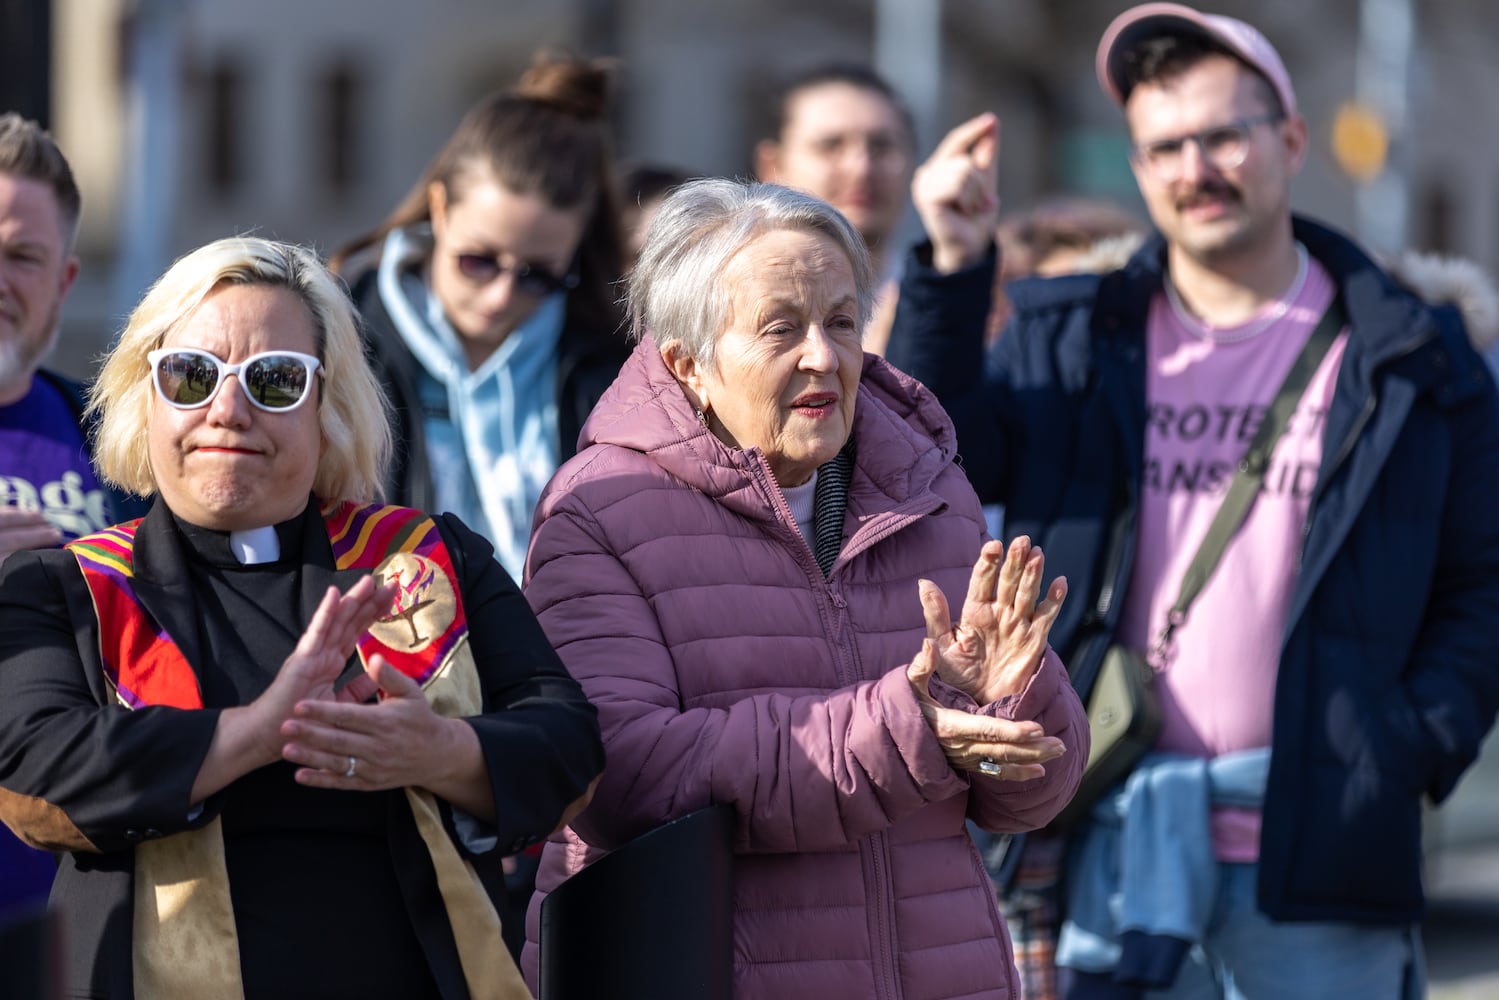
[812,438,855,577]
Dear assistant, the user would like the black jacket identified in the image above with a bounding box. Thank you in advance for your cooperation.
[886,217,1499,924]
[0,499,603,997]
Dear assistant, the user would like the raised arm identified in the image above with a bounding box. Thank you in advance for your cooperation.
[885,111,1002,399]
[884,114,1018,503]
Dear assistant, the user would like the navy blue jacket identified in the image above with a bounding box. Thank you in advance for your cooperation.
[885,217,1499,924]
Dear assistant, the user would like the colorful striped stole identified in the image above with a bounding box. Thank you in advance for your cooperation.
[67,502,530,1000]
[68,519,199,711]
[323,499,469,687]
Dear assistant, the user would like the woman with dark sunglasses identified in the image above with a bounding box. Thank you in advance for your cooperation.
[330,50,629,587]
[0,236,603,999]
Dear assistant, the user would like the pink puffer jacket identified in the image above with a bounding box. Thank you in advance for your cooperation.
[522,338,1087,999]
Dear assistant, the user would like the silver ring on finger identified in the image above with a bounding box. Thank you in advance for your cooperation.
[344,755,358,779]
[977,757,1003,778]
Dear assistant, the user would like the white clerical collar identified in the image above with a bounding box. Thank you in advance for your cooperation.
[229,525,280,565]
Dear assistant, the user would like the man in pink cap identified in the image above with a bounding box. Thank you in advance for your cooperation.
[887,4,1499,998]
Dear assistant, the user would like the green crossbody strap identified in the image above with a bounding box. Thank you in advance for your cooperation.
[1152,296,1347,661]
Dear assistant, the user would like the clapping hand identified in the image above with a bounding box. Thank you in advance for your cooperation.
[908,536,1068,779]
[282,653,457,791]
[191,574,398,804]
[908,637,1065,781]
[918,536,1066,707]
[246,574,398,759]
[279,650,497,819]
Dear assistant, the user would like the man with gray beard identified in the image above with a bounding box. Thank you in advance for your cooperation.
[0,111,144,917]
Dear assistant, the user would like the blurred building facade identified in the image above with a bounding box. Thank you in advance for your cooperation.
[20,0,1499,373]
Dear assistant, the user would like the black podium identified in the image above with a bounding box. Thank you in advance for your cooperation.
[538,804,735,1000]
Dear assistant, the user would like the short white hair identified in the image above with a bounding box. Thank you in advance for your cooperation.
[626,178,876,366]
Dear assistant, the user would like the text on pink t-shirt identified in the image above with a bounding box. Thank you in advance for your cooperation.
[1115,252,1345,860]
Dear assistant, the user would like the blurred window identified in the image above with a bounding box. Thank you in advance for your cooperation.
[1418,177,1456,255]
[319,61,361,195]
[0,0,51,125]
[204,57,243,194]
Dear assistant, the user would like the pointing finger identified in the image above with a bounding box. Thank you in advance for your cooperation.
[932,111,999,161]
[971,116,1001,181]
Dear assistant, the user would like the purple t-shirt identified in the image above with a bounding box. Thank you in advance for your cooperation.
[0,374,109,913]
[0,375,110,540]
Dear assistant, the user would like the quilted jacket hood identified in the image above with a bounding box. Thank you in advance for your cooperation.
[575,335,960,521]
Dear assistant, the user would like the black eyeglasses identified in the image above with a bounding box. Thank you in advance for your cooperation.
[148,347,323,412]
[453,252,580,297]
[1131,114,1284,181]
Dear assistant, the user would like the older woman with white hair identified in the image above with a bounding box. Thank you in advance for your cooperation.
[522,179,1088,999]
[0,236,602,1000]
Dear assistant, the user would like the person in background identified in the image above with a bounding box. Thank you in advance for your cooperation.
[521,177,1087,998]
[0,111,148,920]
[330,55,626,954]
[0,236,603,999]
[618,160,694,267]
[988,196,1147,342]
[330,50,630,588]
[885,5,1499,998]
[965,193,1147,1000]
[754,63,916,355]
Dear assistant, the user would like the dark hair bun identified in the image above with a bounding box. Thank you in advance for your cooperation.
[514,50,615,120]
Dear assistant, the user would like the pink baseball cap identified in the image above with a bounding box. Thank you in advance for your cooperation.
[1096,3,1297,117]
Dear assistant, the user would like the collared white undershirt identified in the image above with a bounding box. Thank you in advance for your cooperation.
[781,472,818,546]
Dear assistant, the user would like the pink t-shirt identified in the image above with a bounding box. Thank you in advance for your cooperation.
[1115,250,1345,861]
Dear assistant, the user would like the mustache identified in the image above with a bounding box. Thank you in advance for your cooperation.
[1175,180,1241,210]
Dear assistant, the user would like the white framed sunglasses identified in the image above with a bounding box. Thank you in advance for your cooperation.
[147,347,324,412]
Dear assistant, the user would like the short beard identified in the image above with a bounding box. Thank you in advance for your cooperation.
[0,299,61,401]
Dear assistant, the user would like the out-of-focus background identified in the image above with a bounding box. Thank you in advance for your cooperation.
[5,0,1499,993]
[6,0,1494,365]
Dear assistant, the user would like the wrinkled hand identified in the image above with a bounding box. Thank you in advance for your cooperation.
[279,654,463,793]
[0,506,62,564]
[243,575,396,764]
[911,112,1001,274]
[917,536,1066,706]
[908,638,1065,780]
